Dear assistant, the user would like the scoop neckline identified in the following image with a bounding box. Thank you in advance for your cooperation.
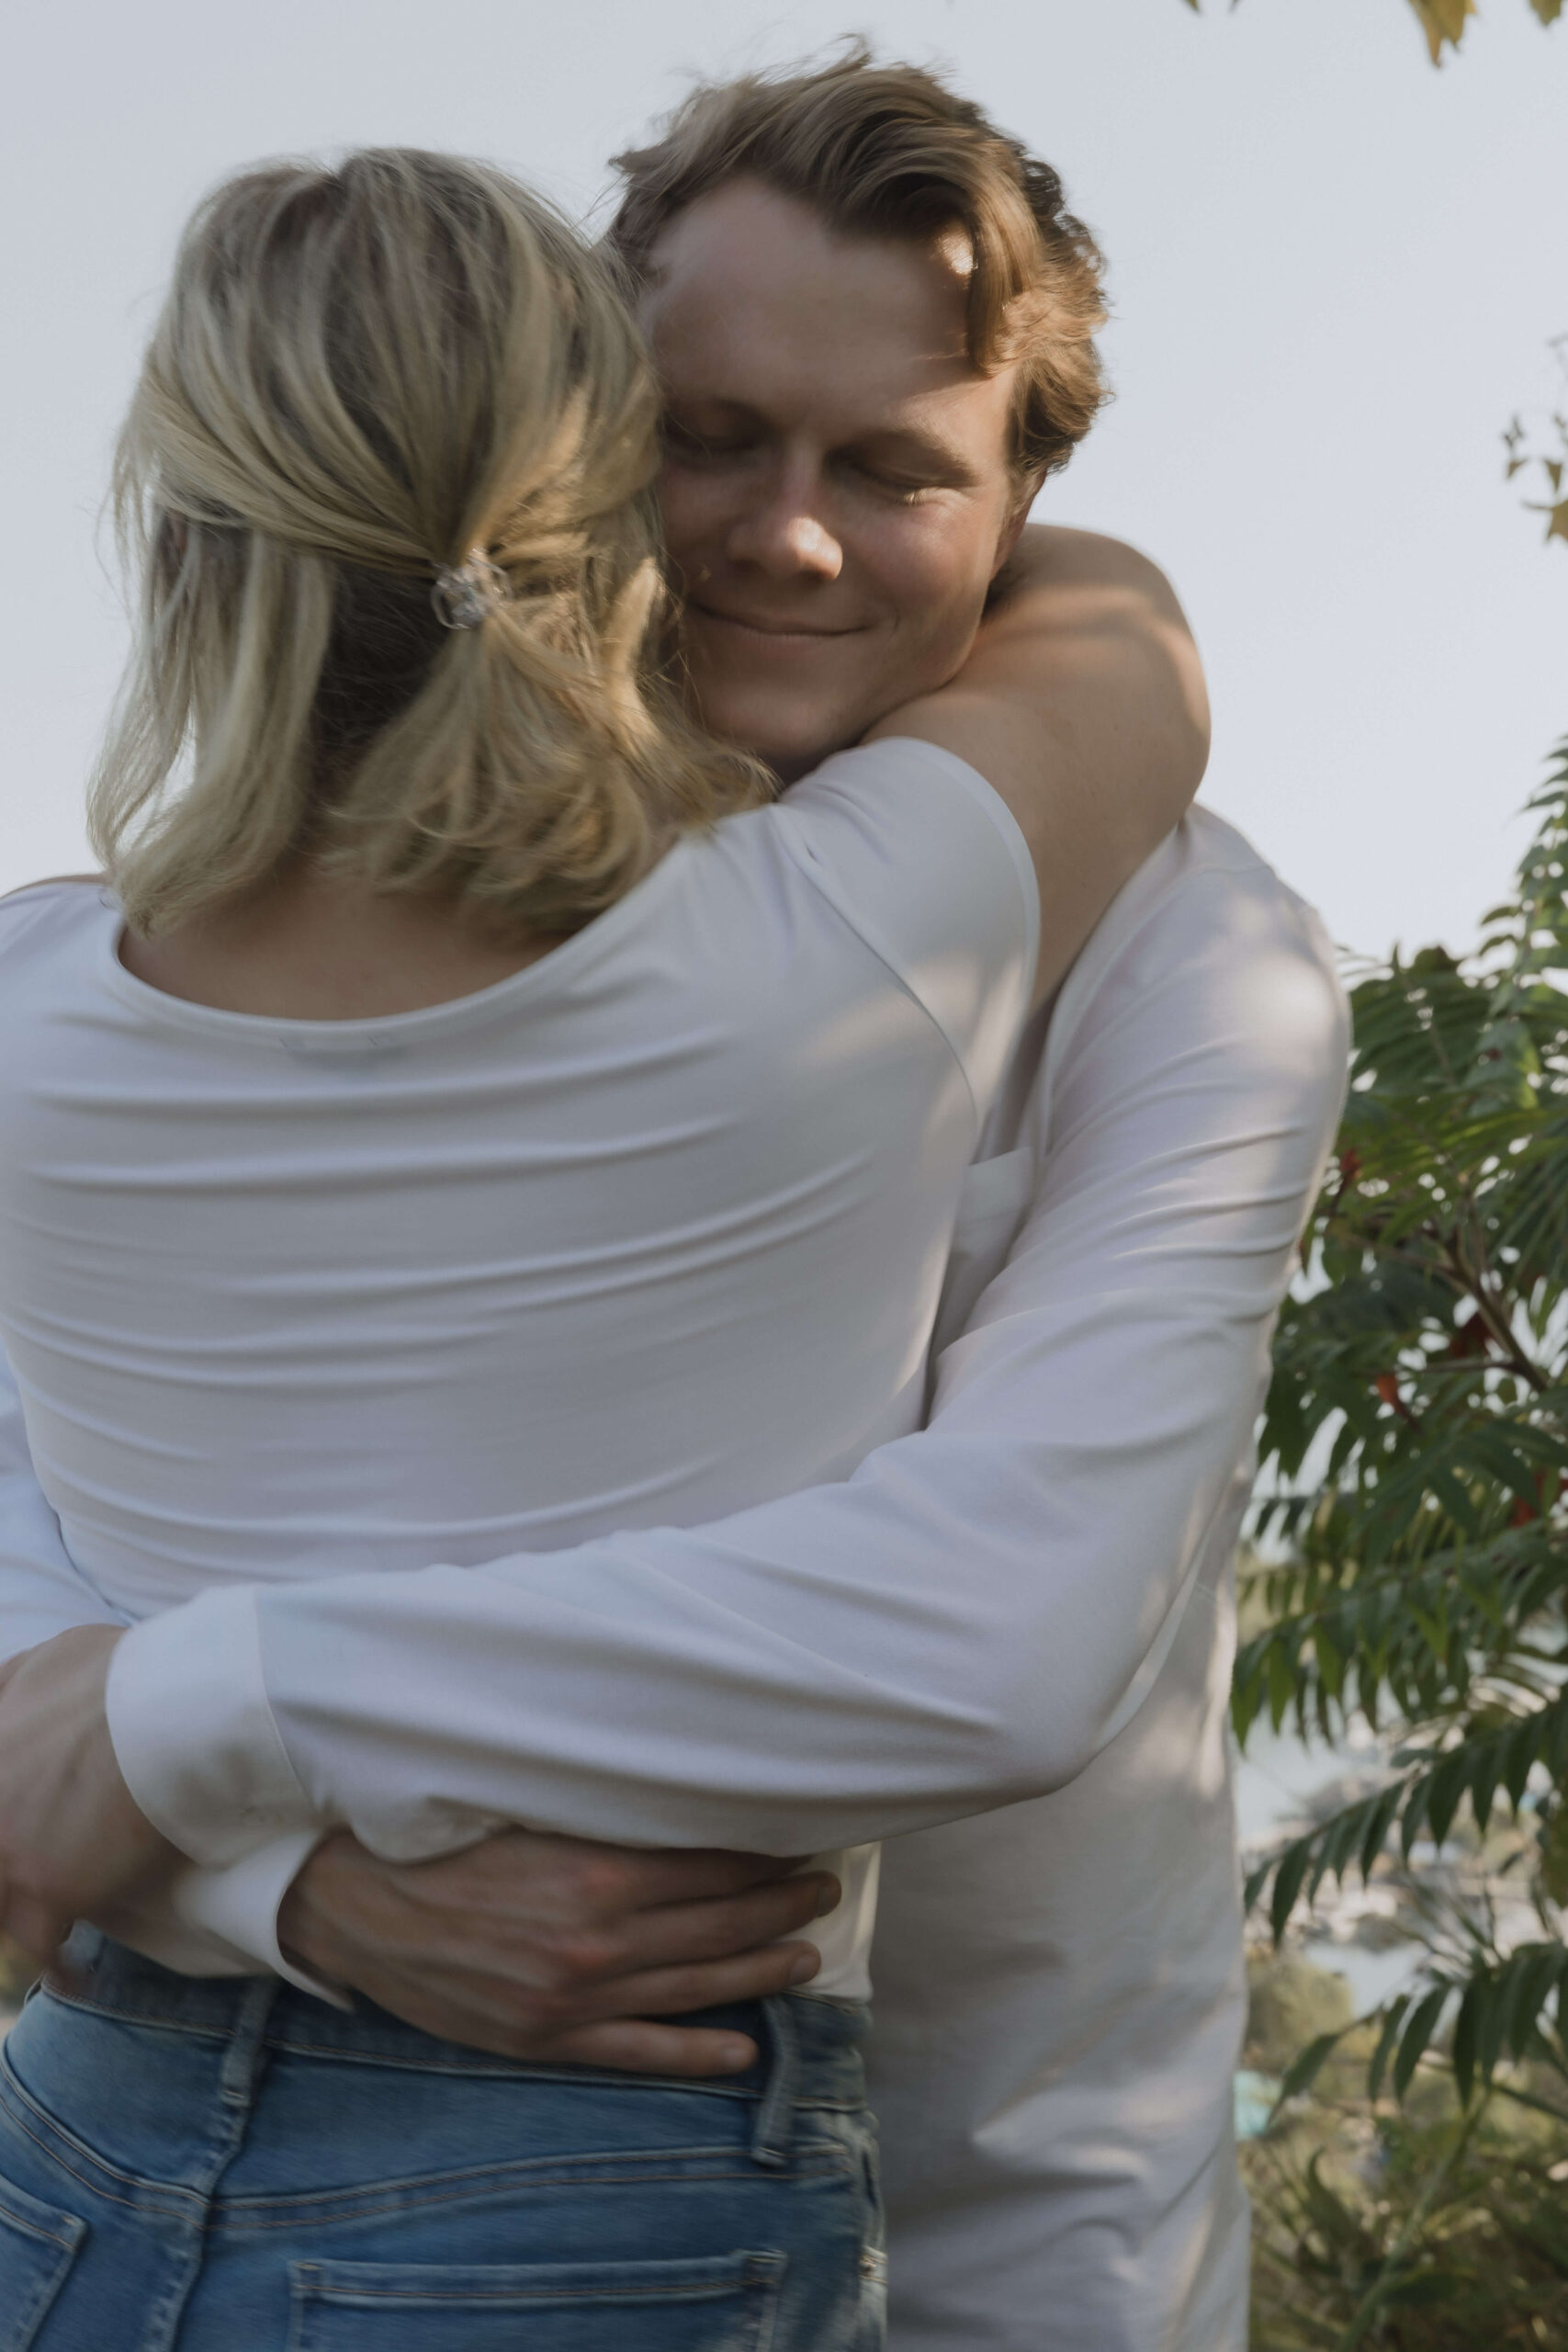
[95,833,700,1049]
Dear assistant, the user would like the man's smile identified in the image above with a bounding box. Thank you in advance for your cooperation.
[690,602,868,642]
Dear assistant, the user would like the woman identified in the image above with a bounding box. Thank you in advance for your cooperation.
[0,151,1187,2348]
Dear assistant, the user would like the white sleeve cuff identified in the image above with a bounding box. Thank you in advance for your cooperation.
[106,1584,317,1865]
[171,1833,352,2007]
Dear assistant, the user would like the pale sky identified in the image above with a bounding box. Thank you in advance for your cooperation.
[3,0,1563,959]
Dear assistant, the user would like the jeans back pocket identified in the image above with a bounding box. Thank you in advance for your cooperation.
[0,2169,86,2352]
[288,2246,785,2350]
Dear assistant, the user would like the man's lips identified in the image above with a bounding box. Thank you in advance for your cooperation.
[691,603,865,641]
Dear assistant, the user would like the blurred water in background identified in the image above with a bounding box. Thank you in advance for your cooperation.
[1234,1722,1427,2019]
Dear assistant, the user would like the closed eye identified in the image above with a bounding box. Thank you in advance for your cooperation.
[836,455,945,503]
[660,418,758,463]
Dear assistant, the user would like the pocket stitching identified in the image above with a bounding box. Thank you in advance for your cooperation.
[227,2145,848,2231]
[0,2063,197,2222]
[0,2165,87,2352]
[286,2247,786,2346]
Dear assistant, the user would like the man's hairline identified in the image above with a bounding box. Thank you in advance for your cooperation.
[625,175,1046,504]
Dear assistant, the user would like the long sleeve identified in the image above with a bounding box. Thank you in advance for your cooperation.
[0,1344,326,1986]
[106,815,1348,1874]
[0,1347,129,1661]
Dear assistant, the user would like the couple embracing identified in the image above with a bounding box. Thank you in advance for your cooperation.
[0,50,1346,2352]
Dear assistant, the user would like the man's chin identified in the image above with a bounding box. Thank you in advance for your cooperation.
[693,685,865,786]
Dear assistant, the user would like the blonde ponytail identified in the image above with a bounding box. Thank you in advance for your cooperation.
[92,150,767,937]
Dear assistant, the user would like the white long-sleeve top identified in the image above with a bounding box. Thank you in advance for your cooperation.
[100,811,1343,1870]
[0,808,1347,2351]
[0,738,1037,2001]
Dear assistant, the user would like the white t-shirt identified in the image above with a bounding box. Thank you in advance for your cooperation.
[0,738,1036,1998]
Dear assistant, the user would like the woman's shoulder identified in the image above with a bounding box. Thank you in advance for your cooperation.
[732,739,1038,1110]
[0,875,112,961]
[777,737,1032,854]
[1,873,107,897]
[759,738,1037,984]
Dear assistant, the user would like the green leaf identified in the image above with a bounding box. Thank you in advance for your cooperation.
[1422,1746,1472,1848]
[1451,1973,1483,2105]
[1240,752,1568,2117]
[1540,1800,1568,1905]
[1369,1996,1412,2101]
[1479,1943,1566,2076]
[1359,1781,1404,1878]
[1266,1638,1296,1735]
[1508,1947,1567,2061]
[1408,0,1475,64]
[1275,2028,1350,2110]
[1269,1834,1314,1943]
[1393,1984,1450,2099]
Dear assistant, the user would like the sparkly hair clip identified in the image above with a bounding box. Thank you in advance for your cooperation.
[431,548,510,630]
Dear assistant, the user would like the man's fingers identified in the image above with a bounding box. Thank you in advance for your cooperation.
[325,1953,811,2075]
[600,1873,839,1974]
[609,1847,807,1910]
[531,2018,761,2076]
[573,1938,821,2024]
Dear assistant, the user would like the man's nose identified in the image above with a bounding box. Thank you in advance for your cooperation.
[726,469,843,582]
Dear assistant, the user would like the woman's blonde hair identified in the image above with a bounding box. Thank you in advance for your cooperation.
[93,148,767,937]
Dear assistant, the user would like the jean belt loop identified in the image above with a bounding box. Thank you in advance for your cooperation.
[749,1994,800,2169]
[219,1976,282,2110]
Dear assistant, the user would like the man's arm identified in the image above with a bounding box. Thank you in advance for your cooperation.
[870,526,1212,1005]
[102,826,1347,1878]
[0,1350,834,2069]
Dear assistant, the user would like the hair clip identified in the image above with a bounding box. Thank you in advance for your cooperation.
[431,548,510,630]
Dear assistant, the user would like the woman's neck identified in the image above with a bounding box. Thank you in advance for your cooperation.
[118,868,556,1021]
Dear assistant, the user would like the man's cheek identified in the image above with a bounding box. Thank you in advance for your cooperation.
[653,476,715,580]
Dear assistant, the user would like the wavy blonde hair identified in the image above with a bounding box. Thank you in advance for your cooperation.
[92,148,767,937]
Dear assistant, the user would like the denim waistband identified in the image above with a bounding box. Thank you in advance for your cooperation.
[42,1929,868,2157]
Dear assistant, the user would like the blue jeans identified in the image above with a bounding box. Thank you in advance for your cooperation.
[0,1929,884,2351]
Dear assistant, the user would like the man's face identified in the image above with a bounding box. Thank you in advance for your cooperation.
[641,179,1027,780]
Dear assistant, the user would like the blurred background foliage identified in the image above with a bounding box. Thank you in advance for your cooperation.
[1180,0,1562,66]
[1235,642,1568,2343]
[1173,4,1568,2345]
[1234,731,1568,2334]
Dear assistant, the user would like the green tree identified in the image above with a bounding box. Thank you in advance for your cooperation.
[1179,0,1562,66]
[1506,380,1568,548]
[1239,745,1568,2118]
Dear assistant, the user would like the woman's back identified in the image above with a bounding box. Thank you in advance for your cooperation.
[0,743,1032,1612]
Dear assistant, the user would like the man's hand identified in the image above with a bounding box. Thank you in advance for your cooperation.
[0,1626,178,1957]
[280,1829,840,2075]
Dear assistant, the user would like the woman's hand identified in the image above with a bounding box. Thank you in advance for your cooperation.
[0,1626,178,1958]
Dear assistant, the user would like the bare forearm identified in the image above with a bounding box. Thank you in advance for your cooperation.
[0,1626,176,1957]
[870,526,1210,1002]
[973,524,1210,794]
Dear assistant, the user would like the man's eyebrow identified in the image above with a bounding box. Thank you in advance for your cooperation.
[659,398,978,484]
[844,424,977,482]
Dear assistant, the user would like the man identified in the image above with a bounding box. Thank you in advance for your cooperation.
[0,56,1347,2349]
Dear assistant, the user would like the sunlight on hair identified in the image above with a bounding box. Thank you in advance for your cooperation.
[92,148,767,939]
